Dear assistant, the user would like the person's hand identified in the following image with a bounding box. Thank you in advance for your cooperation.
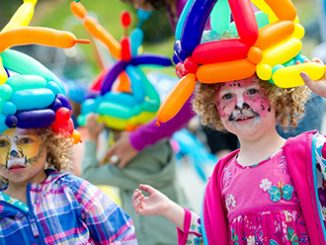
[301,58,326,98]
[85,114,104,142]
[100,131,138,168]
[132,184,172,216]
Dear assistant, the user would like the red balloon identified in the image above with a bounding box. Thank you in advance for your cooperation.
[120,37,131,61]
[121,11,131,28]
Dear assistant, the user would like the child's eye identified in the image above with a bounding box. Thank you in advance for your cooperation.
[18,137,33,144]
[0,139,9,148]
[222,93,233,100]
[247,88,258,95]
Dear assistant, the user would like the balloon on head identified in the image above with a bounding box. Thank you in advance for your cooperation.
[0,0,88,144]
[157,0,326,124]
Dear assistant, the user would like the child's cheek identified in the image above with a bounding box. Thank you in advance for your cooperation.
[216,99,236,118]
[244,94,270,117]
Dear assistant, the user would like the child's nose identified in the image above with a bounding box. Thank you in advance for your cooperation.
[10,150,19,158]
[236,95,244,108]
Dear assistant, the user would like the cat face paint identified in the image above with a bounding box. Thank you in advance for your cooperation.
[0,128,44,170]
[216,78,271,124]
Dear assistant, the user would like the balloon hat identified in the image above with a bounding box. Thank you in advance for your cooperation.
[0,0,90,144]
[156,0,326,124]
[71,1,173,130]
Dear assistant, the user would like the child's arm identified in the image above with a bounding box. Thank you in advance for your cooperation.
[132,184,204,244]
[132,184,185,230]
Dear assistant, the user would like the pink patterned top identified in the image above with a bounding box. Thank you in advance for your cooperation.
[221,148,309,244]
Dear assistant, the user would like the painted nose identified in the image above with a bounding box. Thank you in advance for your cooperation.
[10,150,19,158]
[235,103,249,113]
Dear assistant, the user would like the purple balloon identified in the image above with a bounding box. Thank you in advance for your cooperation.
[56,94,72,110]
[85,91,100,100]
[174,40,191,62]
[130,55,172,67]
[101,61,128,95]
[180,0,216,54]
[50,98,62,111]
[15,109,56,128]
[5,116,18,128]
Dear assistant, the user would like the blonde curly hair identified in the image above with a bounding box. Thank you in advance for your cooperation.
[38,128,73,171]
[193,75,311,132]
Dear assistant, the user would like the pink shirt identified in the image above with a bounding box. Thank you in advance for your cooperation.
[221,148,309,244]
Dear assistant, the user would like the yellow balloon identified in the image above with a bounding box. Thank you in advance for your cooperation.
[1,2,37,33]
[256,63,273,80]
[273,63,326,88]
[251,0,278,23]
[260,37,302,67]
[0,57,8,85]
[292,24,305,39]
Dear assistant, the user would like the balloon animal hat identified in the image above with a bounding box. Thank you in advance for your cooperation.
[156,0,326,124]
[71,1,173,130]
[0,0,89,143]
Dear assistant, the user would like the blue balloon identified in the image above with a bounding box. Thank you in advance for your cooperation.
[15,109,56,128]
[101,61,128,95]
[2,101,17,116]
[130,28,144,57]
[103,93,137,106]
[175,0,195,40]
[50,98,63,111]
[137,8,153,25]
[173,53,181,65]
[0,114,8,132]
[10,88,55,111]
[131,55,173,67]
[180,0,217,54]
[173,40,191,62]
[125,66,145,103]
[56,94,72,110]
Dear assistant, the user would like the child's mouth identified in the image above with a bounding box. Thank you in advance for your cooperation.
[235,116,255,121]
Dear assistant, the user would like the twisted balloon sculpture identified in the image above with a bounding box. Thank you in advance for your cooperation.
[71,1,173,130]
[0,0,89,143]
[157,0,326,124]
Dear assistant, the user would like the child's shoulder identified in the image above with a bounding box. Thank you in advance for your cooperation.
[46,169,92,190]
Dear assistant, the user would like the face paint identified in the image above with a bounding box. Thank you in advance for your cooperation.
[0,128,44,169]
[216,78,271,122]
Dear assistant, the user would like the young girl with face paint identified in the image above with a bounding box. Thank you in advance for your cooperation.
[0,125,138,244]
[132,72,326,245]
[0,58,137,245]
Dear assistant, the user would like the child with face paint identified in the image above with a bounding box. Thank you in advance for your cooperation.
[0,53,138,245]
[131,70,326,245]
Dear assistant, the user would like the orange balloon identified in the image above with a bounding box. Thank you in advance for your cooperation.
[255,20,294,50]
[70,1,121,59]
[196,59,256,83]
[0,26,89,52]
[70,1,87,19]
[247,46,262,64]
[156,73,196,124]
[116,72,131,93]
[83,17,121,59]
[265,0,297,21]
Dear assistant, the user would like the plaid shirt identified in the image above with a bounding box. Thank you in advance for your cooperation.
[0,169,137,245]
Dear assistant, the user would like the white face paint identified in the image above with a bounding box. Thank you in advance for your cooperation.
[0,128,47,185]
